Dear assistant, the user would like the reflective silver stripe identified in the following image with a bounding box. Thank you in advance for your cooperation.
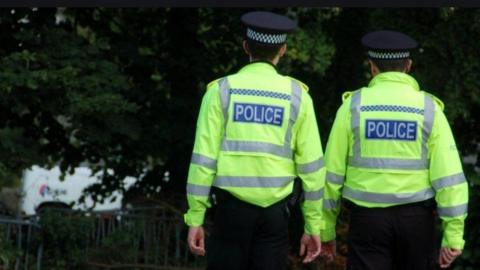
[222,140,292,158]
[219,80,301,159]
[323,199,340,210]
[284,81,302,148]
[186,183,211,196]
[191,153,217,170]
[349,91,432,170]
[348,157,428,170]
[326,171,345,185]
[342,186,435,204]
[297,158,325,174]
[438,203,468,217]
[214,176,294,188]
[219,77,231,125]
[421,95,435,164]
[290,81,302,121]
[432,173,466,190]
[351,91,362,165]
[304,188,324,201]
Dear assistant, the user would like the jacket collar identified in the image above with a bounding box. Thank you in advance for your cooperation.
[238,60,278,74]
[368,71,420,91]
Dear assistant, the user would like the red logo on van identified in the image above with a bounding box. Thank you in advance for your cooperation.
[39,184,50,197]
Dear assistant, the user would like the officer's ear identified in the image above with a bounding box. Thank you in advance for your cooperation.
[405,59,413,73]
[243,40,251,56]
[278,44,287,58]
[369,60,380,77]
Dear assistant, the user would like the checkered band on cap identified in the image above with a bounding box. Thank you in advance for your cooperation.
[246,28,287,44]
[368,50,410,60]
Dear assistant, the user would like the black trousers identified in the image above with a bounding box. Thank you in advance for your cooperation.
[346,200,438,270]
[206,189,290,270]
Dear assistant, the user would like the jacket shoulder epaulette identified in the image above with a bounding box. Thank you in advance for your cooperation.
[286,76,309,91]
[342,91,352,101]
[342,89,361,102]
[423,91,445,111]
[206,78,223,90]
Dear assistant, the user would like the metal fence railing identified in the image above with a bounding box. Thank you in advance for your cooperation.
[0,205,204,270]
[0,216,42,270]
[84,206,205,269]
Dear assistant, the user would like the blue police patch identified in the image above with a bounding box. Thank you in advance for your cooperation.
[365,119,417,141]
[233,103,284,126]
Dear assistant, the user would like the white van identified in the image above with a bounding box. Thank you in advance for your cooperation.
[21,165,137,215]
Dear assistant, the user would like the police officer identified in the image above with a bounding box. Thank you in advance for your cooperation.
[319,30,468,269]
[184,11,326,270]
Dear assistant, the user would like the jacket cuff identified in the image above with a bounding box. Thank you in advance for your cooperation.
[304,220,323,236]
[320,227,336,242]
[184,209,206,227]
[441,236,465,250]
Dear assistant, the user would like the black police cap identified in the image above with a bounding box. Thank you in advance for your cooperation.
[361,30,418,60]
[241,11,297,45]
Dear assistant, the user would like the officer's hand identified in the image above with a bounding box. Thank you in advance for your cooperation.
[188,226,205,256]
[320,240,336,263]
[299,233,321,264]
[439,247,462,268]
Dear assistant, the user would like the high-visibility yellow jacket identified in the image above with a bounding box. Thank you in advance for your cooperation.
[322,72,468,249]
[184,62,326,235]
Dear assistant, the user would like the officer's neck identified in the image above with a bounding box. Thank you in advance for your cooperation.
[249,56,279,66]
[371,70,409,78]
[370,61,411,77]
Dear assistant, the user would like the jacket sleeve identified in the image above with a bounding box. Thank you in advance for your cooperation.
[184,82,224,227]
[428,106,469,250]
[320,100,350,242]
[294,92,326,236]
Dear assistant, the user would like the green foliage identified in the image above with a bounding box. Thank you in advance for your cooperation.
[0,163,21,189]
[88,227,138,264]
[0,7,335,197]
[282,8,337,76]
[0,226,21,267]
[37,209,95,269]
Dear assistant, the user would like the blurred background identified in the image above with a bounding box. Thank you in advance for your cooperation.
[0,7,478,270]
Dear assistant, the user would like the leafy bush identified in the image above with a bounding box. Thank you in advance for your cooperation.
[36,209,95,269]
